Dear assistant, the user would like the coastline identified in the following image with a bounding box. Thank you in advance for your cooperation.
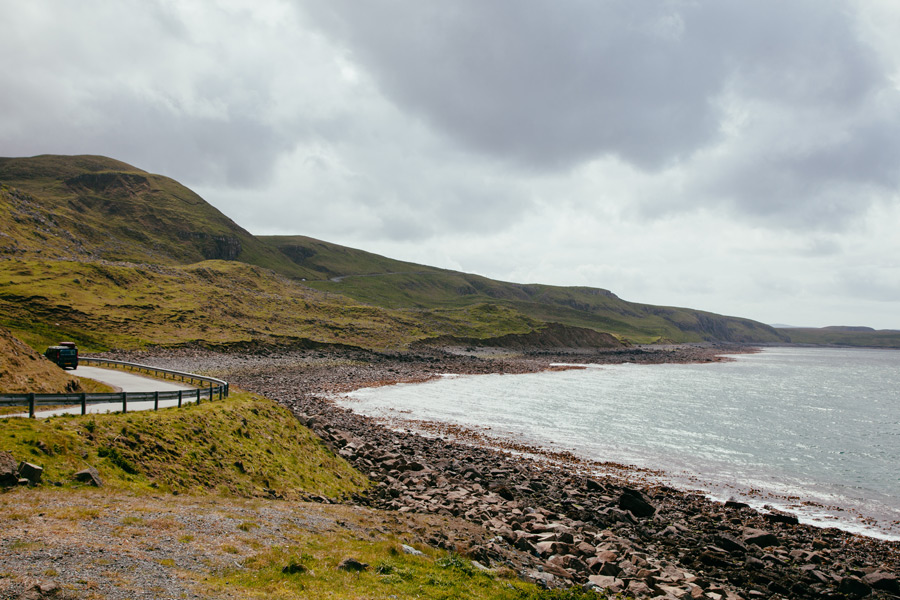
[340,350,900,543]
[113,343,900,598]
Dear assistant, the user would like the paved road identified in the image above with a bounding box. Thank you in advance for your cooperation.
[74,366,195,393]
[3,366,199,419]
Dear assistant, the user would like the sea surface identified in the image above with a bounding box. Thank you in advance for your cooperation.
[342,346,900,540]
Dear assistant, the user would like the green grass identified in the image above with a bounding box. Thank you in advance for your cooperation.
[0,258,554,351]
[0,390,367,499]
[0,155,320,279]
[216,538,609,600]
[778,327,900,348]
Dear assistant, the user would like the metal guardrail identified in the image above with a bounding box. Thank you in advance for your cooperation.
[0,357,229,418]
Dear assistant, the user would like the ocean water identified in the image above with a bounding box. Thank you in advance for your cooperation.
[342,346,900,539]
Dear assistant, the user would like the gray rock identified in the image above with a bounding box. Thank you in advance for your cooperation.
[0,451,17,487]
[401,544,423,556]
[74,466,103,487]
[18,461,43,485]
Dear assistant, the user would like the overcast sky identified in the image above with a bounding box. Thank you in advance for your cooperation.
[2,1,899,329]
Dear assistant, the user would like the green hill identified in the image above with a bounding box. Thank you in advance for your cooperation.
[0,154,319,279]
[776,326,900,348]
[1,154,789,350]
[264,235,788,345]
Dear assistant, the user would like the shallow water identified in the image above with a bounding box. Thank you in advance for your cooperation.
[342,346,900,539]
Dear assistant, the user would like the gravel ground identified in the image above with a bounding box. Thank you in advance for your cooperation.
[0,488,487,599]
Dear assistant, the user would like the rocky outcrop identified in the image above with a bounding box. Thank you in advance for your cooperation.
[65,171,151,197]
[176,232,243,261]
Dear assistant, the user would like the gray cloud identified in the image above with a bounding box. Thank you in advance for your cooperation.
[0,1,301,187]
[299,0,726,170]
[298,0,900,230]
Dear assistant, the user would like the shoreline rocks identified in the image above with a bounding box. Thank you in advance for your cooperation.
[108,344,900,599]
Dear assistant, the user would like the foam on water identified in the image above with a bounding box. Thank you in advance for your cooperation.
[342,347,900,540]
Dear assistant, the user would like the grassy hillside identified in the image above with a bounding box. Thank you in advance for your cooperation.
[0,154,789,350]
[0,258,542,352]
[0,325,83,393]
[265,235,788,344]
[0,155,319,279]
[0,389,366,498]
[777,326,900,348]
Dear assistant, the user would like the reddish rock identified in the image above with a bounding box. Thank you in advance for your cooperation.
[742,527,778,547]
[862,571,899,594]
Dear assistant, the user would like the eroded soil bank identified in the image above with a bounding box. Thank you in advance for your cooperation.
[107,343,900,600]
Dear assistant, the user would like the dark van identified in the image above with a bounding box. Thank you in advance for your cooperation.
[45,342,79,369]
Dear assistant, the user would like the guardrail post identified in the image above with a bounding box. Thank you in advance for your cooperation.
[219,384,223,400]
[178,389,183,408]
[28,394,35,419]
[209,384,214,402]
[122,393,127,414]
[154,391,159,411]
[196,388,201,405]
[81,393,87,416]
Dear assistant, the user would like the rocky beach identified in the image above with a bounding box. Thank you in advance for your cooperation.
[105,343,900,600]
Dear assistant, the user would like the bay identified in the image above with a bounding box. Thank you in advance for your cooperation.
[342,346,900,539]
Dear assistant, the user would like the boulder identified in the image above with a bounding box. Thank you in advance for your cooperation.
[588,574,624,593]
[862,571,899,594]
[585,478,605,492]
[838,576,871,598]
[618,489,656,518]
[574,541,596,556]
[0,451,18,487]
[742,527,778,547]
[724,498,750,509]
[535,541,567,557]
[715,534,747,554]
[18,461,43,485]
[541,561,574,580]
[74,466,103,487]
[589,560,622,577]
[400,544,423,556]
[763,509,799,525]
